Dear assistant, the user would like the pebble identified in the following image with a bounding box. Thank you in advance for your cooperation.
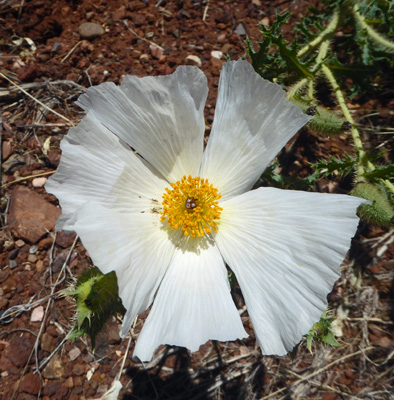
[6,335,35,367]
[57,231,76,248]
[139,54,149,63]
[28,254,38,263]
[69,347,81,361]
[64,376,74,389]
[8,186,61,244]
[78,22,104,40]
[9,260,18,269]
[16,239,25,248]
[32,177,47,187]
[41,332,55,352]
[9,248,18,259]
[42,354,64,379]
[149,44,164,59]
[185,55,202,67]
[2,140,12,161]
[217,33,227,43]
[31,305,44,322]
[29,244,39,254]
[211,50,223,59]
[235,23,247,36]
[20,372,41,395]
[36,260,45,272]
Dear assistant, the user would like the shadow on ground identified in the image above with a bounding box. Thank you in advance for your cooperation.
[122,347,266,400]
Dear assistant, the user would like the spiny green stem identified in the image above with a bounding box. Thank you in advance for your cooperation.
[322,64,394,195]
[297,9,340,58]
[321,64,366,176]
[353,4,394,52]
[287,78,309,98]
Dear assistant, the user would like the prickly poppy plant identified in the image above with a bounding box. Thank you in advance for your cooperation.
[46,60,365,361]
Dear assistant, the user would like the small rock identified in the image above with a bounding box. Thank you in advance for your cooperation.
[64,376,74,389]
[2,275,19,294]
[36,259,45,272]
[30,306,44,322]
[78,22,104,40]
[252,0,262,6]
[32,177,47,188]
[31,305,44,322]
[149,44,164,59]
[16,239,25,248]
[185,55,202,67]
[8,186,61,244]
[72,363,86,376]
[42,354,64,379]
[9,248,18,259]
[47,149,61,167]
[2,140,12,161]
[217,33,226,43]
[52,251,68,272]
[41,332,55,352]
[29,244,39,254]
[9,260,18,269]
[260,16,270,27]
[28,254,38,263]
[57,231,76,248]
[235,23,247,36]
[86,11,95,21]
[6,335,35,368]
[140,53,149,63]
[69,347,81,361]
[20,372,41,395]
[43,381,60,397]
[211,50,223,59]
[38,237,54,250]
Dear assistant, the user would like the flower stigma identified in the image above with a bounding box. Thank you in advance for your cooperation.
[161,175,222,238]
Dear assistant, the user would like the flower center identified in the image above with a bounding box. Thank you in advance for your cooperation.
[161,175,222,238]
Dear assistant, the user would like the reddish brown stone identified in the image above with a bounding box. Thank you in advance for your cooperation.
[56,231,77,248]
[20,372,41,395]
[8,186,61,244]
[5,335,35,368]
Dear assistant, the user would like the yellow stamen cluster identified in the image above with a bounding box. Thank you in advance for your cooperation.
[161,175,222,238]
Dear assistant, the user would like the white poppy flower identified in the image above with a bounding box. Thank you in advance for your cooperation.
[46,60,364,362]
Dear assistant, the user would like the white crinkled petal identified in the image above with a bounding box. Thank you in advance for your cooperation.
[214,187,365,355]
[133,238,247,362]
[200,60,311,200]
[45,112,168,231]
[76,66,208,182]
[67,202,181,337]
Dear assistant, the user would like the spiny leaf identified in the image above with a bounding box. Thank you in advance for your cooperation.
[65,267,125,348]
[351,183,394,226]
[308,153,357,184]
[362,164,394,180]
[305,313,340,354]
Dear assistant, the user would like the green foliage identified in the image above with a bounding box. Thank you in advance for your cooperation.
[351,183,394,226]
[246,13,314,83]
[248,0,394,228]
[305,313,340,354]
[307,153,357,185]
[65,267,125,348]
[290,97,348,136]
